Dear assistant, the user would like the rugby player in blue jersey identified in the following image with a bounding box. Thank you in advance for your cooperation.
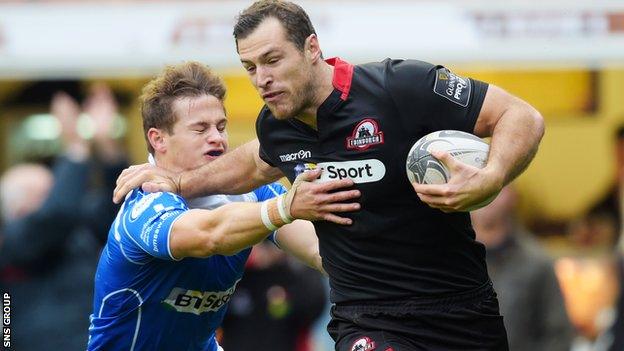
[87,62,360,351]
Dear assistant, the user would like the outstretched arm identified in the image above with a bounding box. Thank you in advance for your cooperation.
[274,220,324,274]
[114,139,280,203]
[413,85,544,212]
[178,139,281,197]
[171,203,277,258]
[169,169,360,259]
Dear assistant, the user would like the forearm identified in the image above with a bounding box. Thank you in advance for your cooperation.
[485,102,544,186]
[173,198,288,258]
[180,139,281,198]
[204,203,275,256]
[275,220,325,274]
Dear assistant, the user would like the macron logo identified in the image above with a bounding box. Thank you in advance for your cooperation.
[279,149,311,162]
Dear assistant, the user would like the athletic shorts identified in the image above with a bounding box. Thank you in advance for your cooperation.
[327,282,509,351]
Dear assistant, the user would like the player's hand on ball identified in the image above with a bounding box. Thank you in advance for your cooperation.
[287,168,361,225]
[113,163,181,203]
[412,150,501,212]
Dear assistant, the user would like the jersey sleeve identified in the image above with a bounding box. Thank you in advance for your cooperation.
[252,182,288,246]
[253,181,287,201]
[120,191,188,261]
[384,59,489,135]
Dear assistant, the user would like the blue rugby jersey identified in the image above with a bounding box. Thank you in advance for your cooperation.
[87,183,285,351]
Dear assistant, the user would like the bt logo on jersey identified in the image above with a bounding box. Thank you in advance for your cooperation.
[162,282,240,315]
[294,159,386,184]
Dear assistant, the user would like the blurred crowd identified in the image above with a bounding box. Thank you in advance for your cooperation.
[1,84,624,351]
[470,125,624,351]
[0,84,129,350]
[0,83,332,351]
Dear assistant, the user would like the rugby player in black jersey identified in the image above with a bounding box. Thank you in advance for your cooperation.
[115,1,544,349]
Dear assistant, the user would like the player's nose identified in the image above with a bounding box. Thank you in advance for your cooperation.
[256,66,273,89]
[206,126,225,144]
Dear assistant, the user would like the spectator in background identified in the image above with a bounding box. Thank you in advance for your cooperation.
[565,124,624,351]
[0,84,127,350]
[221,240,326,351]
[607,251,624,351]
[600,124,624,351]
[471,186,573,351]
[568,126,624,250]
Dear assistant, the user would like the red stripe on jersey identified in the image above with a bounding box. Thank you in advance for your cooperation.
[326,57,354,101]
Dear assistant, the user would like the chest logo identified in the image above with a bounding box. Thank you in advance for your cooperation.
[162,281,240,315]
[346,118,384,151]
[279,149,312,162]
[294,159,386,184]
[351,337,376,351]
[294,163,318,177]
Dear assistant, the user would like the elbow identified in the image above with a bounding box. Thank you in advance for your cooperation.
[197,235,219,257]
[531,108,545,141]
[506,101,545,142]
[315,254,327,276]
[309,246,325,274]
[200,226,239,257]
[198,228,227,257]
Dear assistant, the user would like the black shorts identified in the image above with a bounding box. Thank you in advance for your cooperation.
[327,282,508,351]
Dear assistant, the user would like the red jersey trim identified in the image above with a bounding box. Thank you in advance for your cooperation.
[326,57,354,101]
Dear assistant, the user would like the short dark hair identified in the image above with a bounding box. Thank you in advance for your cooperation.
[140,61,226,154]
[233,0,316,52]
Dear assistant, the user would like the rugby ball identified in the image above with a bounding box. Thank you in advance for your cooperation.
[406,130,489,184]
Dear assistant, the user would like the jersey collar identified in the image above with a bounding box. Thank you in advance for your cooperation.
[289,57,354,137]
[326,57,354,101]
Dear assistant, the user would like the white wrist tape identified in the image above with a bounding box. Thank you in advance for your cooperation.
[261,200,278,231]
[276,194,293,224]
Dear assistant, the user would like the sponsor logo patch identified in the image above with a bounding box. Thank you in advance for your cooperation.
[294,159,386,184]
[346,118,384,151]
[433,67,471,107]
[130,192,162,221]
[351,337,376,351]
[279,149,312,162]
[294,163,318,177]
[162,281,240,315]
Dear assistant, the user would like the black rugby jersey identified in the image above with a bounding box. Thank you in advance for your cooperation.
[256,57,490,303]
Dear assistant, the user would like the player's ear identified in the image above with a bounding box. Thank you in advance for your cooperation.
[305,34,322,62]
[147,127,167,154]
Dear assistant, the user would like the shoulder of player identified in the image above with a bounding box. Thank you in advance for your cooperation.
[351,59,438,95]
[122,189,187,219]
[255,105,284,137]
[385,59,439,79]
[256,105,278,124]
[357,58,436,75]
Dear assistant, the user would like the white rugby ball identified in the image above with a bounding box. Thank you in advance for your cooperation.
[406,130,489,185]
